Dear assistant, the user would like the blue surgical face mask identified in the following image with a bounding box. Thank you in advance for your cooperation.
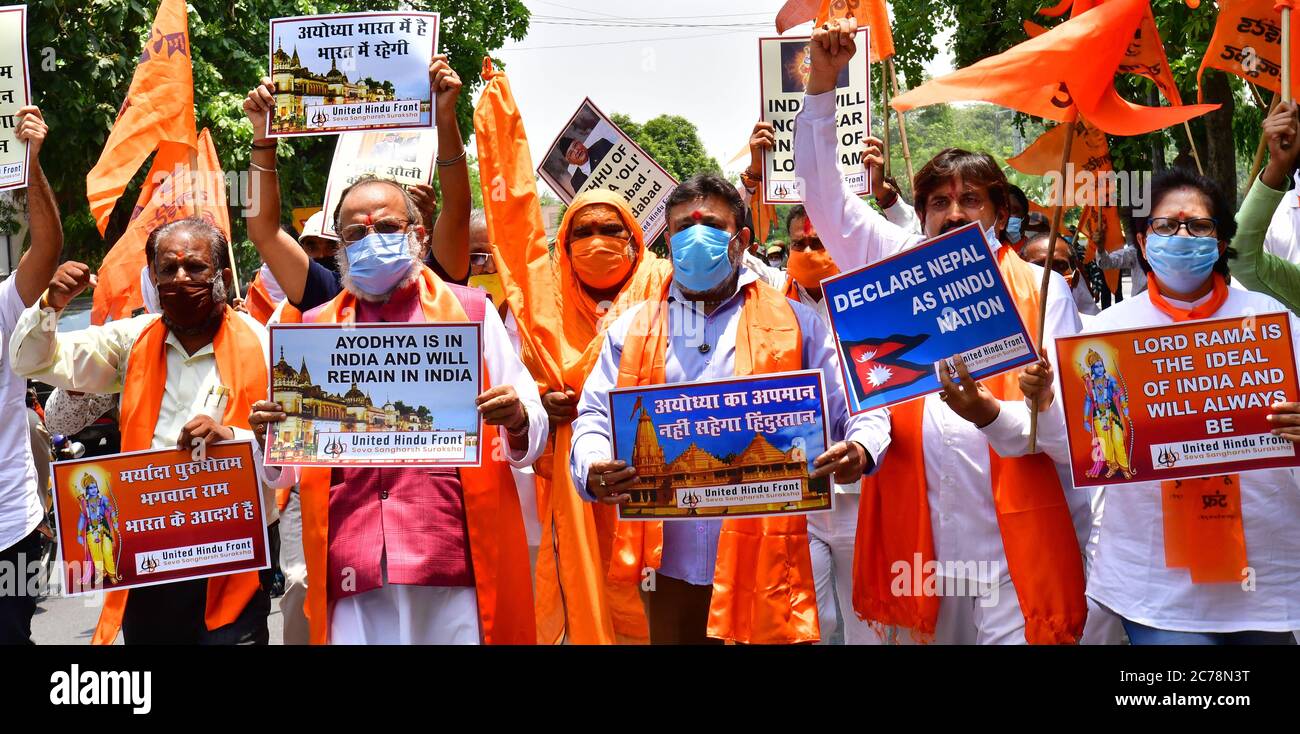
[670,224,736,293]
[1144,233,1220,294]
[346,231,415,295]
[1005,216,1024,243]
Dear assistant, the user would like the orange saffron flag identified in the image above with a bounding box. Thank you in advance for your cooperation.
[892,0,1217,135]
[776,0,895,62]
[86,0,197,235]
[1197,0,1300,102]
[1026,0,1185,105]
[92,129,229,324]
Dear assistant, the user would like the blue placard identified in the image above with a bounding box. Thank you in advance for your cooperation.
[821,223,1037,413]
[608,370,832,521]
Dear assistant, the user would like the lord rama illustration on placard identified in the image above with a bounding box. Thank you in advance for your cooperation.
[73,468,121,585]
[1080,348,1134,479]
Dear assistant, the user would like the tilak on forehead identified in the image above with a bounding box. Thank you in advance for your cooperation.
[691,209,703,222]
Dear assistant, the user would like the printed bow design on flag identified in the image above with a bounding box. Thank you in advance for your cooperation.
[842,333,930,401]
[1024,0,1185,105]
[776,0,895,62]
[891,0,1218,136]
[85,0,196,236]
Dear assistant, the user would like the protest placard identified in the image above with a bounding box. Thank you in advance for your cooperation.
[609,370,832,521]
[319,129,437,237]
[267,323,483,467]
[1055,311,1300,488]
[0,4,30,192]
[758,28,870,204]
[267,11,437,137]
[822,223,1037,413]
[537,98,678,243]
[51,441,269,596]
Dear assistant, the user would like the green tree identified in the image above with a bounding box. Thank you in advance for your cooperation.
[609,112,721,181]
[22,0,529,272]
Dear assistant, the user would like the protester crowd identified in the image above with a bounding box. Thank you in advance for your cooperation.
[2,15,1299,648]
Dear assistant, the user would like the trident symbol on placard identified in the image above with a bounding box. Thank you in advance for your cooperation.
[324,437,346,459]
[311,109,329,127]
[1157,447,1179,469]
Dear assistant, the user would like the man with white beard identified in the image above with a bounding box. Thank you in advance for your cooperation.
[248,177,547,644]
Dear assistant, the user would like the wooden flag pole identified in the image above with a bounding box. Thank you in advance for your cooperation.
[881,60,893,180]
[1248,92,1280,185]
[1182,122,1205,175]
[1028,114,1078,453]
[228,240,243,300]
[886,58,916,185]
[1283,5,1293,105]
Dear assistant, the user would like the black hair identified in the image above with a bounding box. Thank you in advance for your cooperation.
[785,204,808,236]
[1007,184,1029,216]
[1135,167,1237,277]
[913,148,1008,220]
[663,174,747,234]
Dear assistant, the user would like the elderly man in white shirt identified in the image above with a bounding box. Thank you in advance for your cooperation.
[0,106,63,645]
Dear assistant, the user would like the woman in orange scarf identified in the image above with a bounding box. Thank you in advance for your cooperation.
[475,62,672,642]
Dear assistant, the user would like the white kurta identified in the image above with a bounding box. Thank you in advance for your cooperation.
[1084,287,1300,633]
[795,90,1090,643]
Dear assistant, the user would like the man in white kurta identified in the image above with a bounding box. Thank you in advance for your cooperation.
[793,29,1090,644]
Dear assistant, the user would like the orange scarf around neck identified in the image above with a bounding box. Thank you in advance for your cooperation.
[851,246,1088,644]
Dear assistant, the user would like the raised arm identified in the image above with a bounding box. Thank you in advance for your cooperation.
[426,55,469,283]
[242,79,311,303]
[795,19,916,270]
[1230,100,1300,312]
[13,106,62,307]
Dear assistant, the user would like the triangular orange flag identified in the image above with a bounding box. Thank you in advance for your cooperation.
[892,0,1217,135]
[86,0,197,236]
[776,0,895,62]
[1197,0,1300,102]
[92,129,228,324]
[1026,0,1184,105]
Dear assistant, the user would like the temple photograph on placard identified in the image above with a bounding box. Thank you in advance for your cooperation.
[609,371,832,521]
[268,12,437,136]
[266,324,482,467]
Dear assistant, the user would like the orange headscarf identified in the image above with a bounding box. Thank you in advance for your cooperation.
[852,246,1088,644]
[609,275,820,644]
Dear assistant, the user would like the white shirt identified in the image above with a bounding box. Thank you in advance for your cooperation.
[1084,287,1300,632]
[795,89,1089,583]
[10,309,265,451]
[1263,172,1300,264]
[0,275,41,552]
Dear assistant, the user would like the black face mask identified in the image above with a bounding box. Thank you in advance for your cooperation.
[314,256,340,274]
[157,279,219,331]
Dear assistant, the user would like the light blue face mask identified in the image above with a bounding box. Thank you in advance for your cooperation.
[670,224,736,293]
[1005,216,1024,243]
[346,231,415,295]
[1144,233,1220,294]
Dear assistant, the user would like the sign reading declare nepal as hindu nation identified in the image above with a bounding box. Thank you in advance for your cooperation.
[821,222,1037,413]
[266,323,483,467]
[1055,311,1300,488]
[51,441,270,596]
[609,370,832,521]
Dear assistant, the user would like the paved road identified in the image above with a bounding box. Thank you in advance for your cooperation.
[31,588,287,645]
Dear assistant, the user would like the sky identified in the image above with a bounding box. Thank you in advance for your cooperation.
[468,0,954,194]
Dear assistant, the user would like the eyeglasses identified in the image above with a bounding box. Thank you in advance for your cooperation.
[339,217,412,244]
[470,252,493,266]
[1148,217,1217,238]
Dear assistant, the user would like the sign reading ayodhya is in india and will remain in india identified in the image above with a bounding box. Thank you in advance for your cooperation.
[266,323,483,467]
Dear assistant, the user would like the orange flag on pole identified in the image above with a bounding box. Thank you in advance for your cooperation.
[86,0,197,235]
[92,129,228,324]
[1197,0,1300,102]
[892,0,1217,135]
[776,0,895,62]
[1025,0,1185,105]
